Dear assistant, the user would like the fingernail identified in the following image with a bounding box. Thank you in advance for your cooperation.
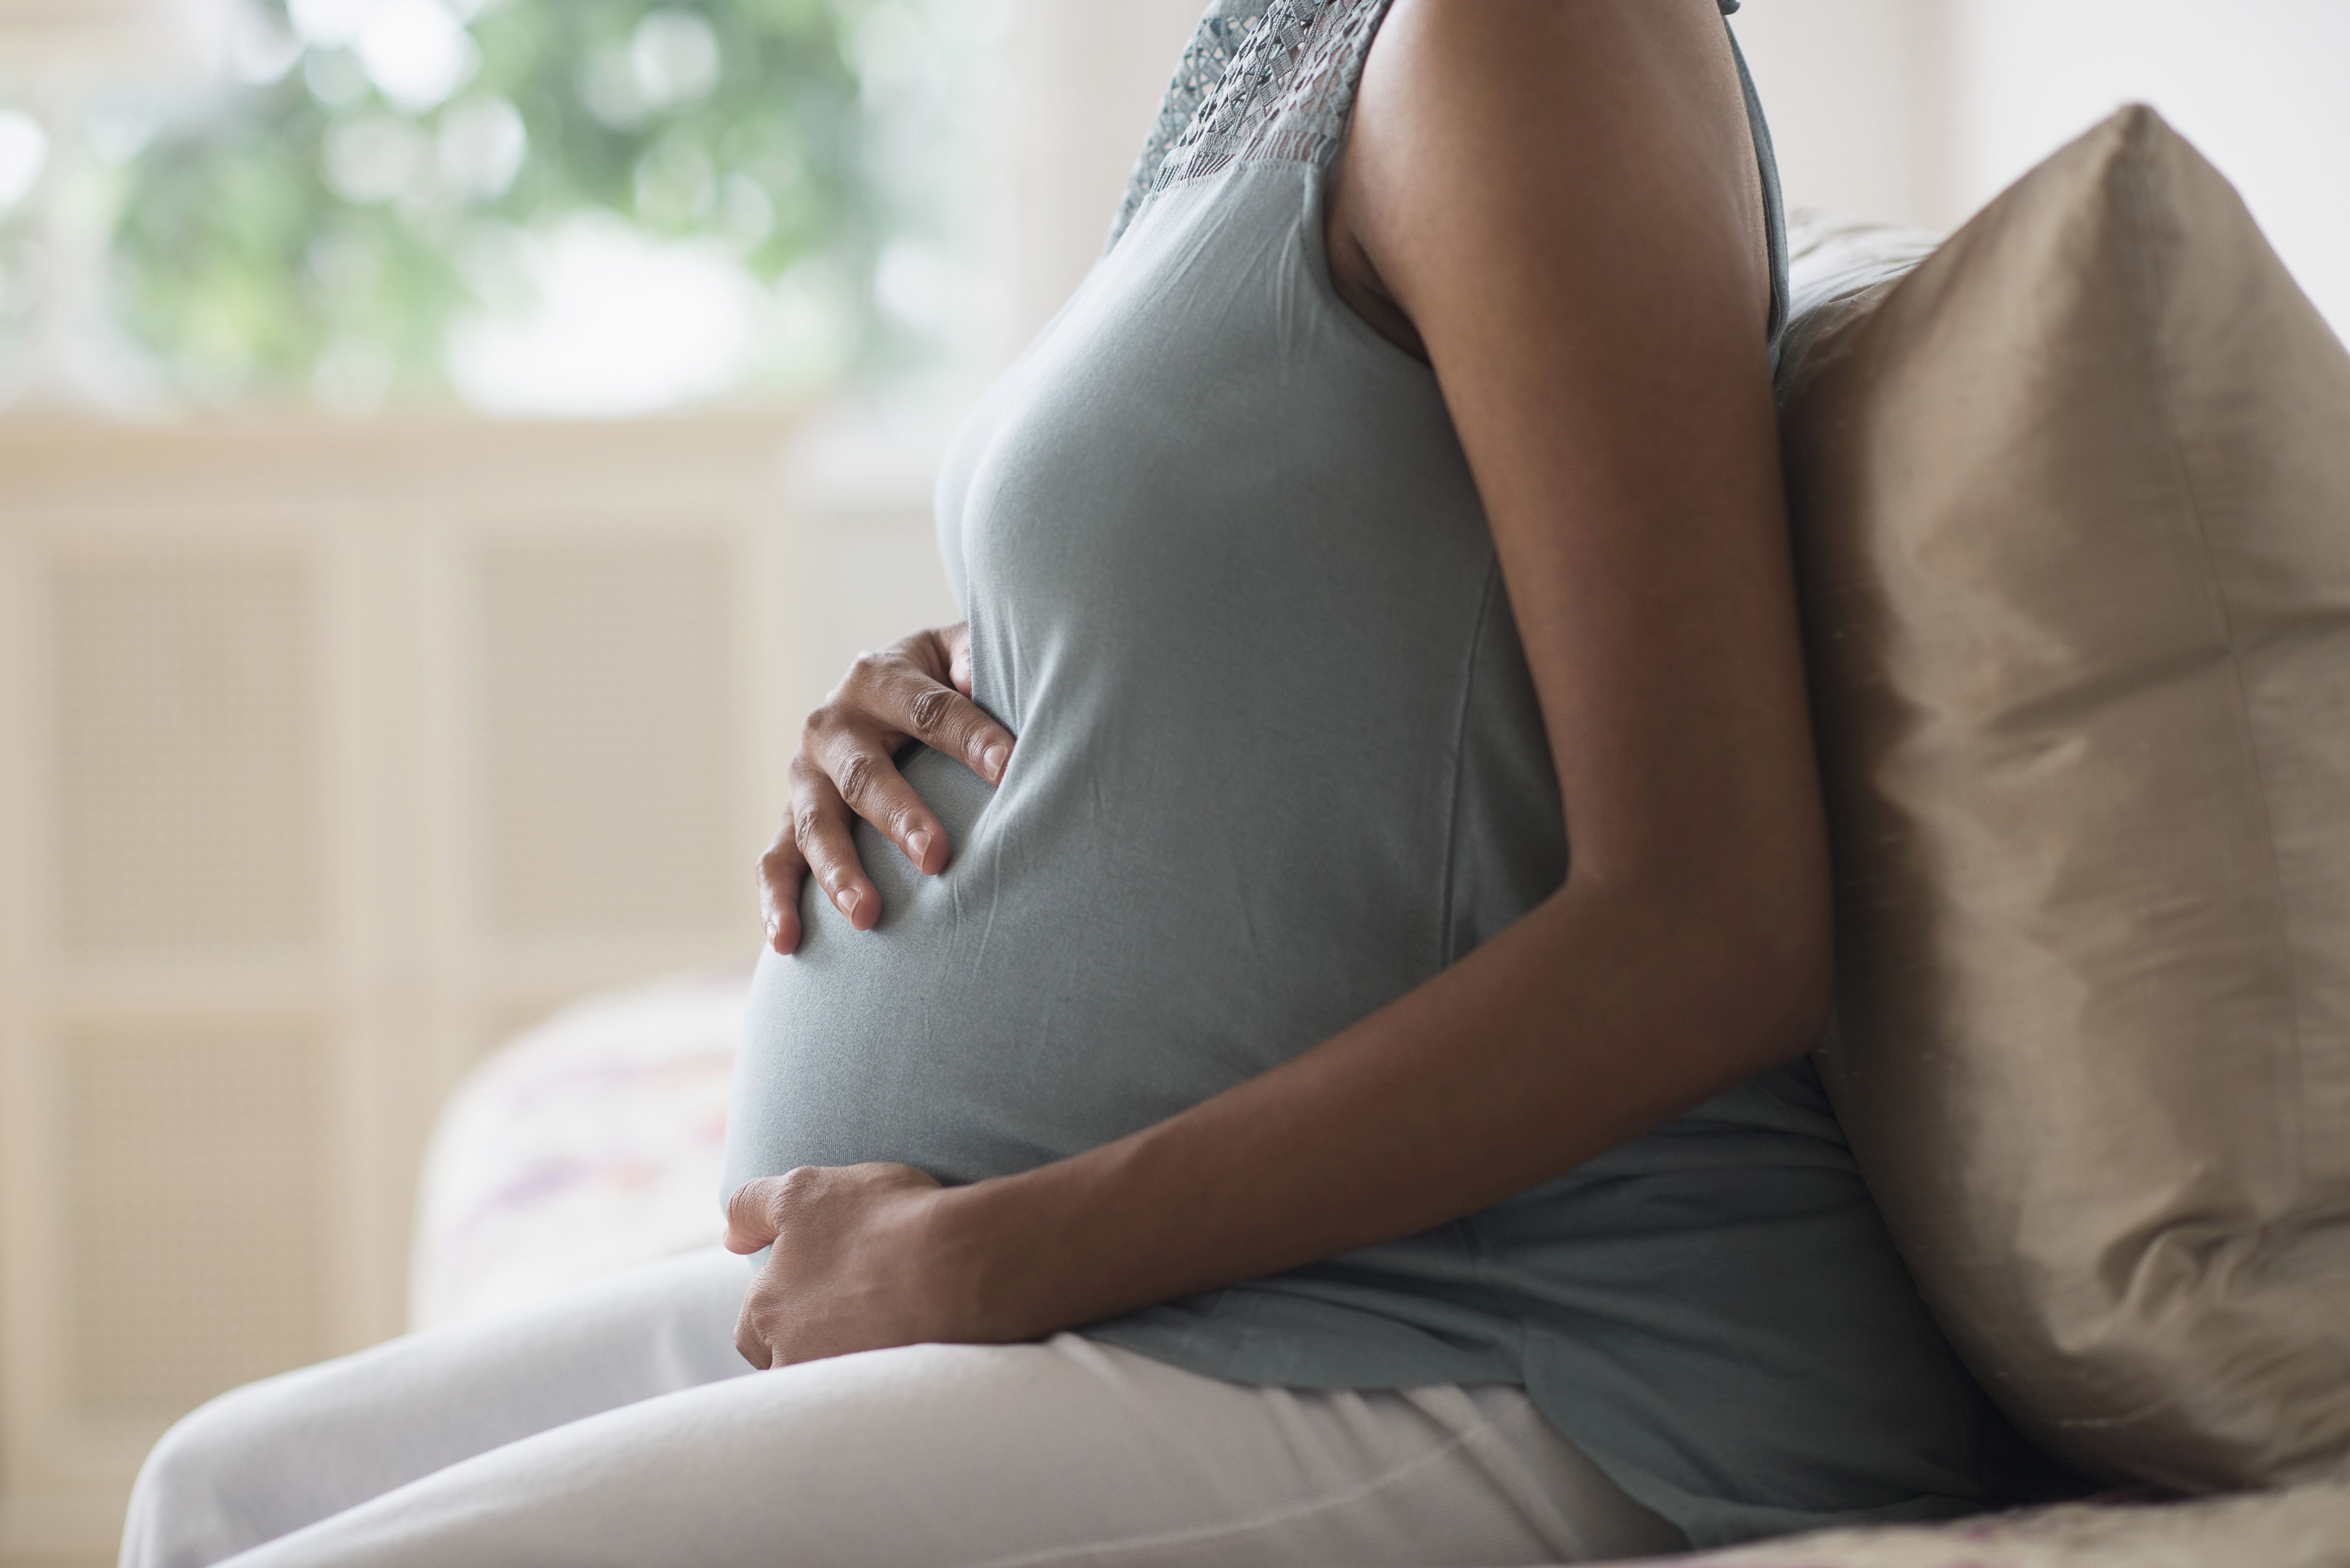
[835,887,861,919]
[983,742,1009,782]
[908,828,934,868]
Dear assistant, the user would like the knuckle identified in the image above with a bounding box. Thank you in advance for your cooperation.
[775,1165,824,1209]
[905,684,956,740]
[801,702,852,750]
[833,749,882,808]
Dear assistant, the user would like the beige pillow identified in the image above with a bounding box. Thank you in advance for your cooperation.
[1778,106,2350,1493]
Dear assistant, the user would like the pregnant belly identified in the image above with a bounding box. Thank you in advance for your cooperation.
[723,746,1247,1197]
[719,742,1447,1201]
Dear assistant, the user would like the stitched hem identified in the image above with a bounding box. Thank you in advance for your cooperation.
[964,1398,1545,1568]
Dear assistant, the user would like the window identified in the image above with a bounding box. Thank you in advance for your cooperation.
[0,0,999,418]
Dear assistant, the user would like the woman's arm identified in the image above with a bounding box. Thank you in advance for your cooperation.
[730,0,1830,1368]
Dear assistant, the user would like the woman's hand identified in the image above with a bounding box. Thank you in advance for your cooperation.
[725,1164,1000,1369]
[759,623,1015,954]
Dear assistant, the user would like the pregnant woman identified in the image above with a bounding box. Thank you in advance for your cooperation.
[125,2,1986,1563]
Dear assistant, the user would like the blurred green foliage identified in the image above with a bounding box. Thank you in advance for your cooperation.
[112,0,888,407]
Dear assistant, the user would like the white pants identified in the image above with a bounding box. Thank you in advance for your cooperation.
[122,1248,1685,1568]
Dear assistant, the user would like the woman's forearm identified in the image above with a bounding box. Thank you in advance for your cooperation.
[944,870,1829,1343]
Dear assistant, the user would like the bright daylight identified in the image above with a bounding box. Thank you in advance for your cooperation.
[0,3,2346,1567]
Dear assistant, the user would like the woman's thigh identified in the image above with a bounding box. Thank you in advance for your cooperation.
[123,1247,754,1568]
[209,1330,1684,1568]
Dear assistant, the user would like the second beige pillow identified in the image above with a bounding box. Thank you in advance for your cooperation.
[1779,107,2350,1492]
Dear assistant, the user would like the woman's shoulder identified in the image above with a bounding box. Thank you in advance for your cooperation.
[1326,0,1772,358]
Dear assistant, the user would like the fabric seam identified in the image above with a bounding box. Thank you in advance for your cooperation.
[963,1400,1531,1568]
[2117,117,2308,1219]
[1437,559,1500,972]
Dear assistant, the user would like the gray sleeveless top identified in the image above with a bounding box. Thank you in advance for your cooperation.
[726,0,1984,1546]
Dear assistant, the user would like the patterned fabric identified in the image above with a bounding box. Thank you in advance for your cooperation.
[408,967,746,1329]
[1108,0,1382,247]
[1109,0,1264,245]
[1107,0,1786,346]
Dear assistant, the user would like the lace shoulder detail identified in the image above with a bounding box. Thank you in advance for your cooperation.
[1107,0,1394,251]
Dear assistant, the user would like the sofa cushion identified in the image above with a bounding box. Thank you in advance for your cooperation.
[1777,106,2350,1491]
[1643,1476,2350,1568]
